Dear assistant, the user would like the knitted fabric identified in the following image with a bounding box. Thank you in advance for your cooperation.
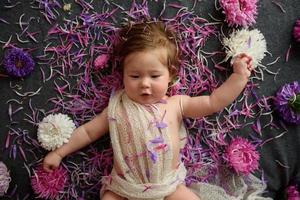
[101,90,273,200]
[101,90,187,199]
[188,166,273,200]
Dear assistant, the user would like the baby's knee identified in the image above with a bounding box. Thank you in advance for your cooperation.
[101,190,125,200]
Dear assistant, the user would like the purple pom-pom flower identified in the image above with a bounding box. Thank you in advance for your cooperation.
[0,162,11,196]
[219,0,258,27]
[31,166,68,199]
[274,81,300,125]
[3,48,35,77]
[293,19,300,42]
[224,137,259,175]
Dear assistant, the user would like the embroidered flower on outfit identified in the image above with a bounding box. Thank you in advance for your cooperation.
[293,19,300,42]
[274,81,300,125]
[223,29,267,68]
[31,166,68,199]
[219,0,258,27]
[3,48,35,77]
[37,113,76,151]
[0,162,11,196]
[94,54,109,70]
[225,137,259,175]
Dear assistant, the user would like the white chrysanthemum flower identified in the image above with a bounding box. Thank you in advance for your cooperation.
[38,113,76,151]
[0,162,11,196]
[223,29,267,68]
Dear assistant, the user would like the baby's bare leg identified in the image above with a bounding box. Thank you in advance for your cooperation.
[101,190,125,200]
[165,184,200,200]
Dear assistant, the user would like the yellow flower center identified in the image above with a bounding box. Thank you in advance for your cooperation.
[15,59,23,68]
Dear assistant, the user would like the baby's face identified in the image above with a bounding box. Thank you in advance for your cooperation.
[123,48,171,104]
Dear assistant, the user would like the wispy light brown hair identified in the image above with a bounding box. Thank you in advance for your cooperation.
[117,21,180,77]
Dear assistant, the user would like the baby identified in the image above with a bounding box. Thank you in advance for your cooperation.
[43,21,253,200]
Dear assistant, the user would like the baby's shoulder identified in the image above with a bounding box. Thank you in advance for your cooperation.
[163,95,186,121]
[166,94,181,103]
[165,95,186,112]
[166,94,189,104]
[166,95,192,117]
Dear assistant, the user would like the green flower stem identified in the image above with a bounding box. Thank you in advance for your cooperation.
[289,94,300,113]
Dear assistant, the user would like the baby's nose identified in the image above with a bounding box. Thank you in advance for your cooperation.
[141,78,150,88]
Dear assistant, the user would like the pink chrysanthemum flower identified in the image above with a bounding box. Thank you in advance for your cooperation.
[219,0,258,27]
[31,166,68,199]
[94,54,109,70]
[287,185,300,200]
[293,19,300,42]
[225,137,260,175]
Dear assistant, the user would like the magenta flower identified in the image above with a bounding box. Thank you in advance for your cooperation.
[93,54,109,70]
[293,19,300,42]
[3,48,35,77]
[287,185,300,200]
[219,0,258,27]
[274,81,300,125]
[225,137,259,175]
[31,166,68,199]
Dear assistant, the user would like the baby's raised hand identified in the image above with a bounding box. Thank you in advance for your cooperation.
[43,151,63,172]
[231,53,253,78]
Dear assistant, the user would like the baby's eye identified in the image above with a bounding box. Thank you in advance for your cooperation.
[130,75,139,79]
[151,75,161,78]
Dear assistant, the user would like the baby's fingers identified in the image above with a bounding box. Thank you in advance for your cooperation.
[231,54,250,66]
[237,53,251,59]
[247,59,254,70]
[43,159,58,172]
[43,163,54,172]
[240,54,252,63]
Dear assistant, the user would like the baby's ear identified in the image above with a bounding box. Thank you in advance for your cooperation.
[168,74,178,86]
[169,65,177,81]
[168,73,175,83]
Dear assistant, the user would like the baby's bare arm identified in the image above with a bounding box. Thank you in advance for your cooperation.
[55,107,109,157]
[43,108,109,171]
[181,54,252,119]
